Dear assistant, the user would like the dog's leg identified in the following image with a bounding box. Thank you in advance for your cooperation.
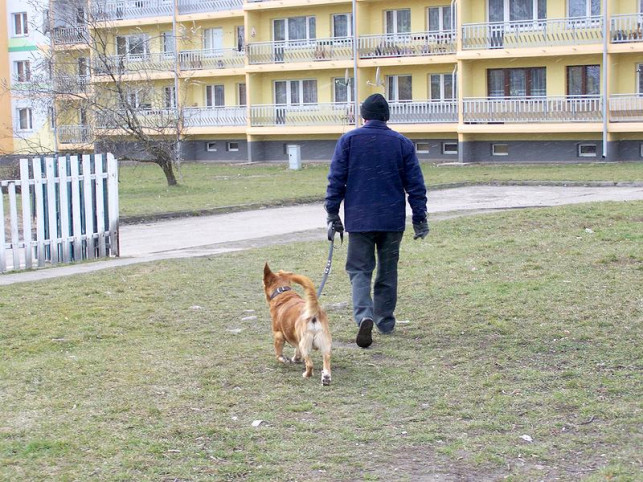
[299,335,314,378]
[321,350,331,386]
[273,332,290,364]
[291,348,303,364]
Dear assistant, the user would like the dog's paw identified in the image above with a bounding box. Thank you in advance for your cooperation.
[291,355,303,364]
[277,355,291,364]
[321,371,331,386]
[302,370,312,379]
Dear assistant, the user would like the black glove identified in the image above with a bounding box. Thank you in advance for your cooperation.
[327,213,344,241]
[413,219,429,240]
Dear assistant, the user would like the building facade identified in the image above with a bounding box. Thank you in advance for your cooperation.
[3,0,55,156]
[46,0,643,163]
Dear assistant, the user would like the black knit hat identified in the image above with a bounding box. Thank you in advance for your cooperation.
[360,93,390,121]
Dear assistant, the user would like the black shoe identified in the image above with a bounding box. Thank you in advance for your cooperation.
[356,318,373,348]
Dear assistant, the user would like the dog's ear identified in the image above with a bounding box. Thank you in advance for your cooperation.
[263,263,274,282]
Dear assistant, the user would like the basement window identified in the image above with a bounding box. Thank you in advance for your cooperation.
[442,142,458,155]
[492,143,509,156]
[578,143,597,157]
[206,142,217,152]
[227,142,239,152]
[415,142,430,154]
[639,143,643,158]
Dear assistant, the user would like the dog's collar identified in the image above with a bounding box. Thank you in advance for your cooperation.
[270,286,292,300]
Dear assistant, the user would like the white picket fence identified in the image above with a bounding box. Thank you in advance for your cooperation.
[0,153,119,273]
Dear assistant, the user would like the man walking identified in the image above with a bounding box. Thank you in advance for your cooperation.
[325,93,429,348]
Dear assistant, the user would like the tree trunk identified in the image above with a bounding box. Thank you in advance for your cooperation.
[156,156,178,186]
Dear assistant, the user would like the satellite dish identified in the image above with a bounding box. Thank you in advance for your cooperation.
[367,66,384,87]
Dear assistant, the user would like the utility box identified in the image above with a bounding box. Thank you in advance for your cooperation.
[287,144,301,170]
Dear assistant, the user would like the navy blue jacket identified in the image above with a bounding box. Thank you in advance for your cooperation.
[325,120,428,232]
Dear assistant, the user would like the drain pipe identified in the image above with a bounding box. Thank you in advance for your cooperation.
[352,0,358,127]
[602,0,608,159]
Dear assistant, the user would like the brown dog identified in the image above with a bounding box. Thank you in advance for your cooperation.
[263,263,332,386]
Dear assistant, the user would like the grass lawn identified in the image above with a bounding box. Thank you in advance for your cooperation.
[117,161,643,219]
[1,201,641,480]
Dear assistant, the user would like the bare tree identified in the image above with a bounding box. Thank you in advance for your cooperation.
[14,0,186,186]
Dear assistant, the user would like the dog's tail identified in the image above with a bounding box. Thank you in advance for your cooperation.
[289,274,321,320]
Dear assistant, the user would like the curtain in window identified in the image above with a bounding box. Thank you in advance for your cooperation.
[531,68,546,96]
[334,78,353,102]
[488,70,505,97]
[388,75,412,101]
[638,66,643,94]
[428,7,452,31]
[206,85,224,107]
[509,69,527,96]
[303,80,317,103]
[386,10,411,34]
[238,83,246,106]
[586,65,600,94]
[569,0,600,17]
[333,14,351,37]
[489,0,504,22]
[510,0,533,21]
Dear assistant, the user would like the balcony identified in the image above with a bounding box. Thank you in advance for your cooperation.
[184,106,247,127]
[250,102,354,127]
[388,100,458,124]
[93,53,176,76]
[54,75,91,94]
[91,0,173,21]
[58,125,92,144]
[462,16,603,50]
[463,96,603,123]
[611,14,643,43]
[358,31,455,59]
[179,49,245,71]
[609,94,643,122]
[247,37,353,65]
[178,0,244,15]
[52,26,89,45]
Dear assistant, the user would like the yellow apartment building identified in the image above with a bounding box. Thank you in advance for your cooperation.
[48,0,643,163]
[0,1,14,154]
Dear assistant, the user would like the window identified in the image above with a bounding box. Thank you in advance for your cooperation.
[17,107,33,130]
[206,142,217,152]
[204,28,223,50]
[492,144,509,156]
[430,73,455,100]
[76,7,86,25]
[236,26,245,51]
[385,9,411,35]
[488,67,546,97]
[14,60,31,83]
[442,142,458,154]
[162,32,174,56]
[237,83,247,106]
[428,6,453,31]
[578,143,597,157]
[227,142,239,152]
[164,86,176,109]
[489,0,546,22]
[569,0,600,17]
[12,12,28,36]
[640,143,643,157]
[49,107,56,129]
[638,64,643,94]
[387,75,412,102]
[416,142,430,154]
[567,65,600,96]
[334,77,354,103]
[332,13,352,37]
[116,35,149,59]
[274,80,317,105]
[206,85,225,107]
[273,16,316,42]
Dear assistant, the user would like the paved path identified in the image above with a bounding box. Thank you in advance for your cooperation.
[2,185,642,286]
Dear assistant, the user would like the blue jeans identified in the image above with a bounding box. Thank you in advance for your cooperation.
[346,231,403,334]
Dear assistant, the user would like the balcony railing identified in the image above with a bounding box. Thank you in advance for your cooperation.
[184,106,247,127]
[250,103,355,127]
[611,14,643,43]
[609,94,643,122]
[388,100,458,124]
[58,125,92,144]
[93,53,176,75]
[96,109,180,128]
[54,75,91,94]
[178,0,243,15]
[179,48,245,70]
[462,16,603,50]
[247,37,353,64]
[463,95,603,123]
[52,27,89,45]
[358,31,455,59]
[91,0,173,21]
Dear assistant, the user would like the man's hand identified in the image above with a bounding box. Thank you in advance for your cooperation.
[327,213,344,241]
[413,219,429,240]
